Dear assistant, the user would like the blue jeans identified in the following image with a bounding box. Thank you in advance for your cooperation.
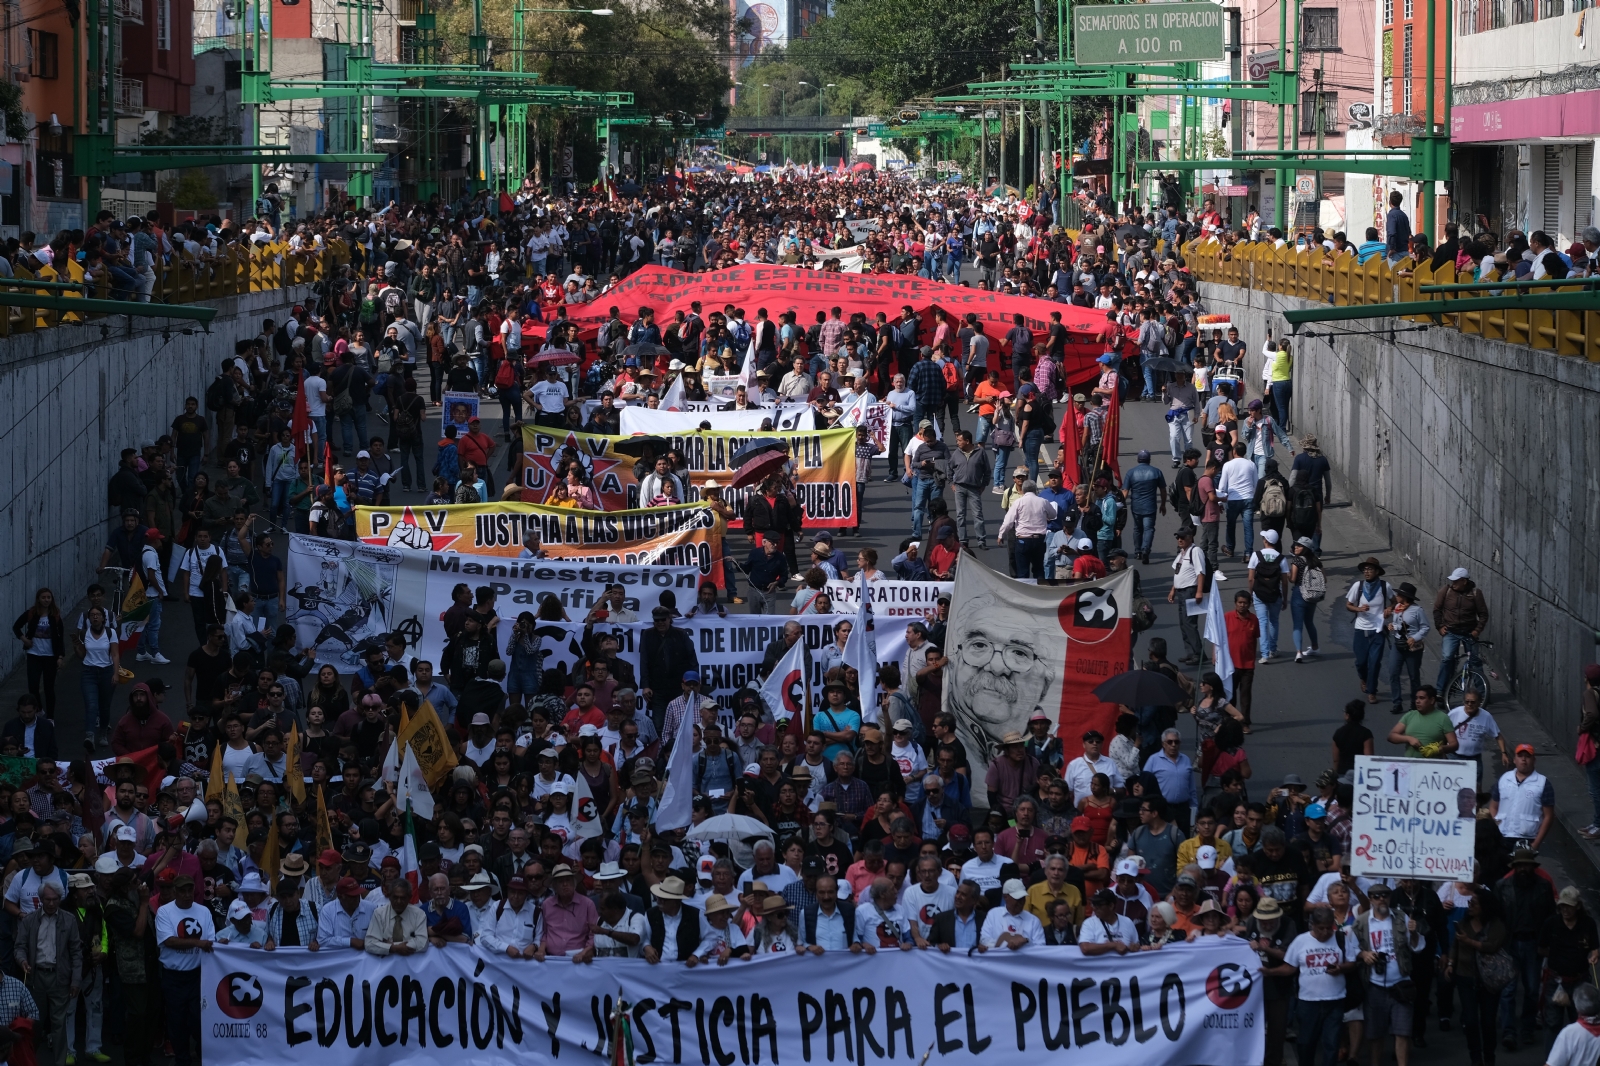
[181,454,203,496]
[1252,594,1282,658]
[136,596,163,658]
[1177,335,1197,366]
[992,446,1013,487]
[1499,936,1542,1039]
[1352,628,1386,696]
[1586,758,1600,827]
[1386,641,1425,708]
[975,414,993,445]
[252,598,280,633]
[311,415,328,453]
[80,663,116,733]
[270,479,293,525]
[1141,362,1157,398]
[1132,511,1157,558]
[1022,429,1046,481]
[1295,998,1344,1066]
[1290,587,1319,653]
[1437,632,1481,693]
[1271,380,1293,428]
[910,476,939,537]
[1224,499,1252,553]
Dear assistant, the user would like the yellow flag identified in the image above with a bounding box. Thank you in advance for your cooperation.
[283,724,306,804]
[221,772,246,828]
[206,744,225,801]
[315,785,334,858]
[397,699,457,788]
[261,819,281,891]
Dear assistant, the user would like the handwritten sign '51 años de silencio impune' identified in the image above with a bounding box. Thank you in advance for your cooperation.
[1351,756,1477,880]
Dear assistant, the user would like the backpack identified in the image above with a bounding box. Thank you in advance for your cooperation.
[204,377,231,413]
[1252,549,1283,603]
[494,359,517,388]
[940,360,961,393]
[256,195,274,216]
[392,398,421,443]
[1259,479,1288,518]
[1290,485,1318,532]
[1299,562,1327,603]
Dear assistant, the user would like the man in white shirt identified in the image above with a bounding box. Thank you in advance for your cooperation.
[958,829,1013,899]
[303,369,329,453]
[900,857,955,946]
[478,876,545,959]
[853,877,913,952]
[135,530,170,664]
[315,877,376,949]
[1064,729,1124,805]
[979,879,1045,950]
[529,367,569,423]
[1352,883,1426,1065]
[155,874,215,1066]
[1266,906,1358,1066]
[1079,888,1141,955]
[1216,442,1259,556]
[462,873,499,941]
[1448,691,1507,789]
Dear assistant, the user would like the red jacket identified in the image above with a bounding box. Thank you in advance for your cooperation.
[1224,610,1260,670]
[111,707,175,757]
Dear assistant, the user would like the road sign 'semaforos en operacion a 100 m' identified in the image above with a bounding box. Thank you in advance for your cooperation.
[1073,1,1227,64]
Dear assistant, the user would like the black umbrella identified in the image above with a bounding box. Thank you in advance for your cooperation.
[1140,356,1189,375]
[612,435,667,457]
[729,437,787,468]
[1092,668,1187,708]
[622,342,671,360]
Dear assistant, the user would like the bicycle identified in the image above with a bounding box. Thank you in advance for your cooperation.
[1444,636,1494,709]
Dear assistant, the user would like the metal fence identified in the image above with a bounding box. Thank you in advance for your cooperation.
[0,240,348,336]
[1178,237,1600,361]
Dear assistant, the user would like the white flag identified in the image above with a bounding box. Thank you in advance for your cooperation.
[842,570,880,724]
[759,637,812,728]
[380,734,402,788]
[738,337,757,386]
[396,742,435,820]
[1201,577,1234,690]
[572,771,605,839]
[655,697,699,831]
[660,371,686,411]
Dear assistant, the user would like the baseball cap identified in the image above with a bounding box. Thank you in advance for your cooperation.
[1449,567,1470,581]
[1001,878,1027,900]
[228,899,253,920]
[1114,857,1141,879]
[682,670,700,682]
[115,825,138,843]
[470,713,492,726]
[356,450,371,459]
[1196,844,1219,869]
[336,876,363,898]
[1515,743,1536,755]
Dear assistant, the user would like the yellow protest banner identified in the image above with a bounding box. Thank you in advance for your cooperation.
[283,724,306,803]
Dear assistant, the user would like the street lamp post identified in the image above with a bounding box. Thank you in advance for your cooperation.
[760,83,770,161]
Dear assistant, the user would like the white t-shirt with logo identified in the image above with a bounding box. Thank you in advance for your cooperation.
[959,855,1008,894]
[1283,930,1358,1001]
[155,900,217,969]
[900,882,955,939]
[1078,913,1139,945]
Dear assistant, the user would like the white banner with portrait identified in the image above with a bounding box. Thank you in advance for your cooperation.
[203,941,1263,1066]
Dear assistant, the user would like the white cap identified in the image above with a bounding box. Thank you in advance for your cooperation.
[1197,844,1219,869]
[1002,878,1028,900]
[908,541,920,551]
[239,872,269,894]
[549,780,574,795]
[1261,529,1279,544]
[470,713,492,726]
[577,723,600,737]
[1114,857,1141,878]
[1449,566,1470,581]
[698,855,716,881]
[228,899,253,921]
[115,825,138,843]
[357,449,371,459]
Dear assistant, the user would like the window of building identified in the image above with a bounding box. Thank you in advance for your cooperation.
[1301,8,1339,50]
[1404,0,1413,17]
[157,0,170,49]
[1541,0,1564,16]
[1511,0,1536,22]
[1299,92,1340,133]
[1578,143,1595,232]
[1382,79,1394,114]
[1402,25,1412,77]
[1402,78,1412,114]
[1384,0,1394,23]
[399,26,418,62]
[27,29,58,78]
[1458,0,1478,33]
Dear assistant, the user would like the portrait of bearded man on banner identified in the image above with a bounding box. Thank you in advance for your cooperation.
[944,590,1057,786]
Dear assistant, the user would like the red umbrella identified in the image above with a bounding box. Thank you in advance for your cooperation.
[730,450,789,489]
[529,349,580,367]
[850,161,874,172]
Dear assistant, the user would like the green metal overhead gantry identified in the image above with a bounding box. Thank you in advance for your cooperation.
[74,0,633,216]
[928,0,1453,236]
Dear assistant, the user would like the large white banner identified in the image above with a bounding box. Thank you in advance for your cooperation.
[203,941,1263,1066]
[619,406,813,434]
[1350,755,1477,880]
[826,579,953,619]
[286,535,699,670]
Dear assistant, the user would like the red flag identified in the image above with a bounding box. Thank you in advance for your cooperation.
[323,441,333,491]
[91,744,165,796]
[290,369,312,463]
[1101,386,1123,482]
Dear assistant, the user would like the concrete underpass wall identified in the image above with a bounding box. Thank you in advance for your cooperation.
[0,286,313,682]
[1197,282,1600,746]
